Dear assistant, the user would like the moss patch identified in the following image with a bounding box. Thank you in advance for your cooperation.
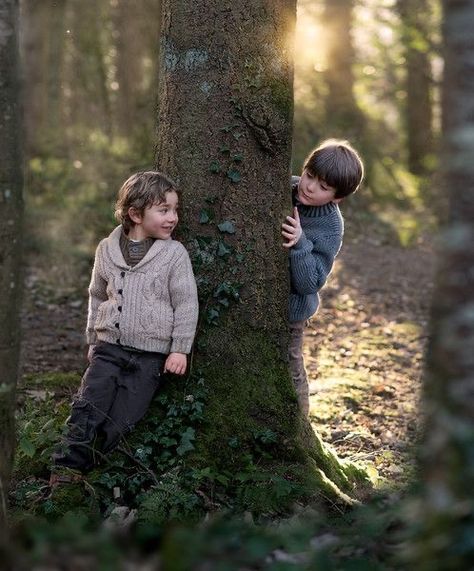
[21,371,81,393]
[186,322,370,511]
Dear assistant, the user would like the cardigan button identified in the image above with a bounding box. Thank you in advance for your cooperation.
[121,271,125,277]
[115,322,120,328]
[118,289,123,295]
[118,306,122,312]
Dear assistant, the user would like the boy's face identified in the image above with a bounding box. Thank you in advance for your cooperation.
[130,190,179,240]
[297,170,341,207]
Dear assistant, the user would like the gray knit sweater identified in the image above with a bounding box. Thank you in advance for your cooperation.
[86,225,199,354]
[289,176,344,322]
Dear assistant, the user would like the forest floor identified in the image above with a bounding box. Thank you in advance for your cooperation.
[307,223,435,490]
[19,215,436,491]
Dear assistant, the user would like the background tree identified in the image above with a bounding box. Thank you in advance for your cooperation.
[411,0,474,567]
[322,0,365,140]
[154,0,368,511]
[397,0,435,175]
[0,0,23,534]
[20,0,66,155]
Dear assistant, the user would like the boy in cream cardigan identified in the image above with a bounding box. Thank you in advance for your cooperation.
[51,171,198,481]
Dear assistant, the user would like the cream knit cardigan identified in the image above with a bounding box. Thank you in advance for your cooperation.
[86,225,199,354]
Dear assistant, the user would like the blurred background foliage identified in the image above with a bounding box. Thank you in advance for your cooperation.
[20,0,441,281]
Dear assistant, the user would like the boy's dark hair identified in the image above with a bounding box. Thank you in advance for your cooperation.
[115,171,178,232]
[303,139,364,199]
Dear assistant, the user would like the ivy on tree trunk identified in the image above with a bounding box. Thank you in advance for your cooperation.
[151,0,369,515]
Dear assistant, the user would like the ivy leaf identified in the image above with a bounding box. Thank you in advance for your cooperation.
[199,209,214,224]
[227,169,241,183]
[206,308,220,324]
[232,153,244,162]
[209,160,222,174]
[220,146,231,155]
[217,241,232,257]
[177,427,195,456]
[19,437,36,458]
[218,220,236,234]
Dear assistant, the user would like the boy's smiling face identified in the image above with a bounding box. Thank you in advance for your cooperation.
[297,170,341,207]
[128,190,179,240]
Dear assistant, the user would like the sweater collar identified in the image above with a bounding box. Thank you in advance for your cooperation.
[291,187,340,218]
[106,225,171,270]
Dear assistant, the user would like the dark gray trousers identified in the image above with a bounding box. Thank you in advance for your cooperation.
[53,342,165,472]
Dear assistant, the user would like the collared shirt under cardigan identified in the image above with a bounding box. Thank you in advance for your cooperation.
[289,176,344,323]
[86,225,199,354]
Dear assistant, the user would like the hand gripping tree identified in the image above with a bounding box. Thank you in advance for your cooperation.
[151,0,369,515]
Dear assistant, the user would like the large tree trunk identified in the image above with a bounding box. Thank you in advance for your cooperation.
[397,0,434,176]
[412,1,474,567]
[154,0,368,509]
[0,0,24,535]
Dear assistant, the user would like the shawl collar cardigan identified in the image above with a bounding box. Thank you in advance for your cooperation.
[86,225,199,354]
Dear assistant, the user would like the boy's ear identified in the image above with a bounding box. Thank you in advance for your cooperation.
[333,198,343,204]
[128,207,142,224]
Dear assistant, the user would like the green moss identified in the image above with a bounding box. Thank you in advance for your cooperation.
[186,322,370,511]
[21,371,81,392]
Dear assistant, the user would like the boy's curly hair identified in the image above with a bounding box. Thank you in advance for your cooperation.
[114,171,178,233]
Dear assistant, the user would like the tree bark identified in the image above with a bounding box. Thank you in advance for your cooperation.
[412,0,474,567]
[0,0,24,536]
[154,0,368,509]
[397,0,434,175]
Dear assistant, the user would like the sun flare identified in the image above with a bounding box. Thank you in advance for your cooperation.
[294,9,327,71]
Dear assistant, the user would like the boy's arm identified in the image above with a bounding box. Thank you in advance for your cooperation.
[289,231,342,295]
[168,247,199,355]
[282,208,342,295]
[85,242,108,345]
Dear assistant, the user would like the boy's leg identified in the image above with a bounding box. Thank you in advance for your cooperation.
[52,343,123,472]
[100,350,166,454]
[288,320,310,417]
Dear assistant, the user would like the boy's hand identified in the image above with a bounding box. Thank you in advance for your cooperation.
[164,352,187,375]
[282,207,302,248]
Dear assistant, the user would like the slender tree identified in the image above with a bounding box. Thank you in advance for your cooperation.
[322,0,365,139]
[0,0,23,534]
[20,0,66,155]
[64,0,113,140]
[154,0,368,509]
[397,0,434,175]
[411,1,474,567]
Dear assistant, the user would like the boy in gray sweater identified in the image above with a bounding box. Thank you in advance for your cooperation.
[281,140,364,417]
[51,171,199,482]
